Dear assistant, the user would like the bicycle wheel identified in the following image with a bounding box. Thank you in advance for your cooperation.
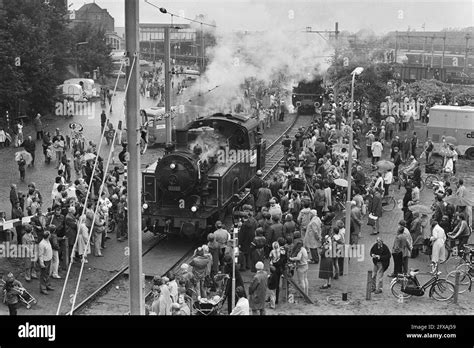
[390,279,412,300]
[382,197,396,212]
[447,269,472,294]
[439,244,451,264]
[424,175,437,189]
[418,179,425,192]
[429,279,455,301]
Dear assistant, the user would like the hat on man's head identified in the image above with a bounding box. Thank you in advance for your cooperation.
[256,170,263,176]
[255,261,264,270]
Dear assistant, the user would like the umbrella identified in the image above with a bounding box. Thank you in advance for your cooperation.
[15,150,33,165]
[444,195,474,207]
[439,146,456,158]
[83,153,96,162]
[376,160,395,171]
[443,136,458,146]
[334,178,348,187]
[408,204,432,215]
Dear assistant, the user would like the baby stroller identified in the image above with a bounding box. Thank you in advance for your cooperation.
[425,159,440,174]
[1,279,37,309]
[192,274,229,316]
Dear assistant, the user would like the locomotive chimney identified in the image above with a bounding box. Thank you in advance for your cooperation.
[175,129,188,150]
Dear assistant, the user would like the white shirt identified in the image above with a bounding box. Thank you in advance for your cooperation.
[371,141,383,157]
[383,171,393,185]
[230,297,250,315]
[374,177,384,190]
[38,239,53,263]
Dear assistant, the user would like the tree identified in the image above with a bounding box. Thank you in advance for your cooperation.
[327,57,395,122]
[70,23,113,77]
[0,0,71,118]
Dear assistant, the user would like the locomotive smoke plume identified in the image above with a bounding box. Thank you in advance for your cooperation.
[189,128,227,164]
[188,6,333,114]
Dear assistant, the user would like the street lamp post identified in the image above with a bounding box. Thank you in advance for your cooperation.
[231,224,239,311]
[343,66,364,301]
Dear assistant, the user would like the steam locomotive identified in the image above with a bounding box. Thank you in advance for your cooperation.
[142,113,266,238]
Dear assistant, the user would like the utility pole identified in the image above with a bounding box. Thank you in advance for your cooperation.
[200,23,204,73]
[125,0,143,315]
[164,27,172,146]
[394,31,398,64]
[431,36,435,68]
[422,36,427,67]
[465,34,470,71]
[441,33,446,69]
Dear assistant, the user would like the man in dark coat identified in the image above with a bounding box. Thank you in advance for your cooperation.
[248,261,268,315]
[22,136,36,166]
[401,135,411,162]
[409,212,424,258]
[250,170,264,198]
[49,206,65,238]
[31,207,48,241]
[268,215,284,246]
[65,206,78,260]
[238,213,255,271]
[370,237,391,294]
[10,184,19,218]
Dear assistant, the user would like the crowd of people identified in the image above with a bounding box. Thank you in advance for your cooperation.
[2,112,130,313]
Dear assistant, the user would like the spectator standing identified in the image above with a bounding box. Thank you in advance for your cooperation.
[304,213,321,264]
[189,247,210,298]
[1,273,23,315]
[38,231,54,295]
[100,110,107,133]
[22,136,36,166]
[17,155,26,181]
[248,261,268,315]
[369,237,391,294]
[371,137,383,165]
[34,113,44,140]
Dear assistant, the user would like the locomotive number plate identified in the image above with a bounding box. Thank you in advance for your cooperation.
[168,186,181,192]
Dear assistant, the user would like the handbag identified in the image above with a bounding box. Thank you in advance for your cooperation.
[367,214,378,227]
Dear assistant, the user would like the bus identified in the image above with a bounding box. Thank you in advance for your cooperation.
[427,105,474,159]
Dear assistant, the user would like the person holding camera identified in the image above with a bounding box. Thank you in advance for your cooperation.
[370,237,391,294]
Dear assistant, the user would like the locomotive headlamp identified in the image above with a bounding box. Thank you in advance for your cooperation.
[142,203,149,210]
[170,163,176,170]
[191,206,198,213]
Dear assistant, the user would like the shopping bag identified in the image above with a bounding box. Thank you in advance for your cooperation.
[367,214,378,227]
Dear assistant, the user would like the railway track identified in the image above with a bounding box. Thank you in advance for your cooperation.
[70,113,314,315]
[262,113,313,179]
[70,236,195,315]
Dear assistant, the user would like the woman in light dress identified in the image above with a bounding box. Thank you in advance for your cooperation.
[76,215,91,263]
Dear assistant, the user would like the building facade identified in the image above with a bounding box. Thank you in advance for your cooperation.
[70,2,114,33]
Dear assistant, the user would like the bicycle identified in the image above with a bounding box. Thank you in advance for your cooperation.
[381,188,396,212]
[441,236,465,265]
[424,172,458,190]
[395,173,425,191]
[390,267,455,301]
[446,244,474,294]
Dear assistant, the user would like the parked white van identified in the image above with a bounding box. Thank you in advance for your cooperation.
[427,105,474,159]
[57,84,87,102]
[64,78,98,98]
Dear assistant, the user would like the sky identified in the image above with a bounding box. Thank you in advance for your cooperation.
[70,0,473,34]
